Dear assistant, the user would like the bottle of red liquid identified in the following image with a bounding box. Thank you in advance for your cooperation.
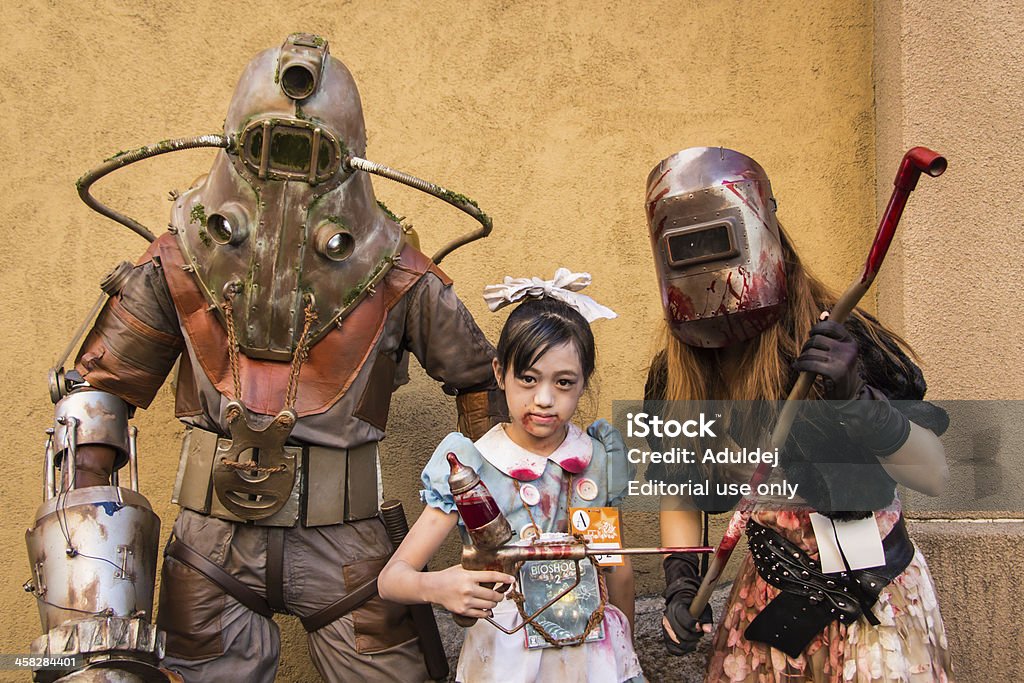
[447,452,512,550]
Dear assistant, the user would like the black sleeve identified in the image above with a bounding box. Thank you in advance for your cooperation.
[848,314,949,435]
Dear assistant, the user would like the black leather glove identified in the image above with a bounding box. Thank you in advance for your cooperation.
[792,320,862,400]
[662,553,713,656]
[793,319,910,458]
[832,385,911,457]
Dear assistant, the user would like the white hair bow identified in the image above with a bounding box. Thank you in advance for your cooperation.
[483,268,617,323]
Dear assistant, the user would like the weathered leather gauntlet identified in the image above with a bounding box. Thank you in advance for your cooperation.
[456,389,507,440]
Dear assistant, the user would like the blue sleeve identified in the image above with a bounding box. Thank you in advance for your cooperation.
[420,432,486,514]
[587,419,635,507]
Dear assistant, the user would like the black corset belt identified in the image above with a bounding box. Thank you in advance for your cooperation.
[744,515,914,657]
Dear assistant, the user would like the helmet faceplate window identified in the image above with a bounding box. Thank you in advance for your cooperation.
[664,221,738,268]
[646,147,788,348]
[239,118,341,184]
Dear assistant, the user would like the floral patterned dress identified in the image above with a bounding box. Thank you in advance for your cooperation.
[706,499,954,683]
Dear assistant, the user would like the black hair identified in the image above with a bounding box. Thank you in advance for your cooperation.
[495,297,596,385]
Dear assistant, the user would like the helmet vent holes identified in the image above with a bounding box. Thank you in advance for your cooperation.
[281,65,316,100]
[207,214,233,244]
[206,209,248,246]
[314,223,355,262]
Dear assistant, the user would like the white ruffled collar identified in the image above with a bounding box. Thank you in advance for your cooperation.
[475,423,593,481]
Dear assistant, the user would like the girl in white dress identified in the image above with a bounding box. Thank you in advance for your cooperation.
[379,272,643,682]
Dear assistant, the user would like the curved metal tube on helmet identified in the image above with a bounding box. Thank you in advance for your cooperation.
[345,155,492,264]
[76,136,492,264]
[76,134,230,243]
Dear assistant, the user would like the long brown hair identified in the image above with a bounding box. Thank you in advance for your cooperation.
[658,225,915,405]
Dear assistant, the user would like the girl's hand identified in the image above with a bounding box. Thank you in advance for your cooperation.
[427,565,515,619]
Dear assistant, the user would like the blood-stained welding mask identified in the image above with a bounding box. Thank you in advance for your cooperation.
[645,147,787,348]
[172,33,401,361]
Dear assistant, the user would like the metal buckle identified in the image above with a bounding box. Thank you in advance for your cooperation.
[212,401,298,521]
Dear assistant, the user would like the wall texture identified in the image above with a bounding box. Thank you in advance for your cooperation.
[873,1,1024,680]
[874,0,1024,401]
[3,1,987,681]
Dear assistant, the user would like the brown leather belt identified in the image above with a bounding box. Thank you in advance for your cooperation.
[166,536,378,632]
[172,427,381,528]
[745,515,914,657]
[166,538,273,619]
[299,577,380,633]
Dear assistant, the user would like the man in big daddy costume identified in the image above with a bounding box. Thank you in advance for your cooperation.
[644,148,954,680]
[37,35,504,682]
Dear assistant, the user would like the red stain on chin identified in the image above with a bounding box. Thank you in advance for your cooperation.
[523,413,560,426]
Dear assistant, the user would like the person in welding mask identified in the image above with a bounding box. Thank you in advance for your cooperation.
[644,148,953,681]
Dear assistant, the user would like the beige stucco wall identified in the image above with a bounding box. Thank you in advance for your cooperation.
[873,1,1024,680]
[10,1,1001,680]
[874,0,1024,401]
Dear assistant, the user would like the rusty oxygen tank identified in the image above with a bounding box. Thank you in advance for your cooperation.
[24,395,168,681]
[446,452,513,551]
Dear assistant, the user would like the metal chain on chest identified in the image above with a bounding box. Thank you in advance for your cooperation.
[217,293,318,476]
[220,293,318,411]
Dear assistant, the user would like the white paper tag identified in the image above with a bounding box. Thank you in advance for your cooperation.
[808,512,885,574]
